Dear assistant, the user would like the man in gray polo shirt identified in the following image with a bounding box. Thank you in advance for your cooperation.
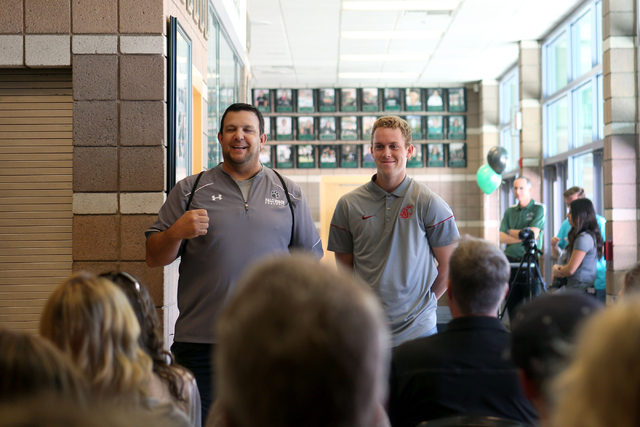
[145,103,322,419]
[328,116,459,347]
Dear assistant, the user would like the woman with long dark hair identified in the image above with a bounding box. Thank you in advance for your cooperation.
[552,198,604,292]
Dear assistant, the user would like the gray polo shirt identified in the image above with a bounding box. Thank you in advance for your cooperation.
[559,231,598,291]
[328,175,459,347]
[146,164,323,343]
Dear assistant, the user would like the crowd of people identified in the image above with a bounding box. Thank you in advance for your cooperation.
[3,105,638,427]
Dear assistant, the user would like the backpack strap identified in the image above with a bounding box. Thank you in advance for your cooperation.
[272,169,295,248]
[179,171,205,256]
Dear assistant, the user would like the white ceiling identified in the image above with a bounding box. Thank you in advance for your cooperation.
[246,0,585,88]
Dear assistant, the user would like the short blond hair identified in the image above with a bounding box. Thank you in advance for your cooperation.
[371,116,412,146]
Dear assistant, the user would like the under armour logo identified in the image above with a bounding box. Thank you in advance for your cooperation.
[211,194,222,201]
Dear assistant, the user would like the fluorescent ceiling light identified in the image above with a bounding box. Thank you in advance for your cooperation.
[343,1,459,11]
[341,31,442,39]
[339,72,419,78]
[341,54,430,61]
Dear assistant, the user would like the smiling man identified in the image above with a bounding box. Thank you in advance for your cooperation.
[145,103,322,420]
[328,116,459,347]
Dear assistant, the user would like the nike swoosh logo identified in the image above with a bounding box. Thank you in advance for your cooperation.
[362,215,375,220]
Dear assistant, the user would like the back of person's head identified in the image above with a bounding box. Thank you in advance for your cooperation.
[40,272,152,400]
[371,116,412,145]
[567,198,603,258]
[0,329,87,404]
[621,262,640,299]
[100,271,186,402]
[562,186,585,199]
[448,236,509,315]
[511,293,601,408]
[219,103,264,135]
[216,255,390,427]
[553,298,640,427]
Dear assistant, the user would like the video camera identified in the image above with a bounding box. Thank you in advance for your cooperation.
[519,227,537,249]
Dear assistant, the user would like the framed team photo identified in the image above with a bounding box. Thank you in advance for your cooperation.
[340,116,358,140]
[405,88,423,112]
[319,88,337,112]
[297,89,315,113]
[407,143,424,168]
[426,143,445,167]
[259,145,273,168]
[426,116,444,140]
[319,145,338,168]
[426,88,445,112]
[384,88,401,111]
[297,116,315,141]
[448,142,467,168]
[264,117,272,141]
[276,144,294,168]
[276,116,293,141]
[276,89,293,112]
[253,89,271,113]
[448,87,466,112]
[319,116,337,140]
[361,116,376,141]
[448,115,466,140]
[340,88,358,112]
[361,142,375,168]
[340,144,359,168]
[362,88,379,112]
[405,115,423,140]
[297,144,316,169]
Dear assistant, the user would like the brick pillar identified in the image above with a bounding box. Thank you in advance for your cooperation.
[602,0,638,299]
[518,41,543,201]
[479,80,500,244]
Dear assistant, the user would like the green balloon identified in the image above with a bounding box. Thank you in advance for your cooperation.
[476,164,502,194]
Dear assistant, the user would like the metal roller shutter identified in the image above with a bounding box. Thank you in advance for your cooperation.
[0,68,73,333]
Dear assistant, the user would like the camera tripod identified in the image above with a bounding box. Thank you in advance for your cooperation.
[499,244,547,321]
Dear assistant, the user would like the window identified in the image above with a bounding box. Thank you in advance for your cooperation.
[546,96,569,156]
[572,11,594,78]
[499,67,520,173]
[546,32,568,96]
[573,82,593,147]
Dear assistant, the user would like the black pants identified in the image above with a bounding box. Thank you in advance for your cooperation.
[505,262,541,321]
[172,341,216,422]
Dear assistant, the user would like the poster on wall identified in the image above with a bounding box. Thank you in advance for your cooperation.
[448,115,466,140]
[407,143,424,168]
[384,88,401,111]
[319,88,337,112]
[340,88,358,112]
[276,89,293,112]
[297,89,315,113]
[253,89,271,113]
[405,115,423,140]
[362,88,379,112]
[319,117,337,140]
[259,145,273,168]
[405,88,423,112]
[448,88,466,112]
[426,88,445,112]
[361,116,376,140]
[264,117,272,141]
[297,144,316,169]
[448,142,467,167]
[426,143,445,167]
[297,116,315,140]
[340,116,358,140]
[276,116,293,141]
[168,16,193,191]
[427,116,444,140]
[276,144,294,168]
[340,144,359,168]
[319,145,338,168]
[361,143,375,168]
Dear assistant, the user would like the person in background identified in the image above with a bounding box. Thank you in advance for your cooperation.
[619,262,640,299]
[551,187,606,301]
[551,198,603,294]
[510,293,602,427]
[552,298,640,427]
[212,255,390,427]
[101,271,201,427]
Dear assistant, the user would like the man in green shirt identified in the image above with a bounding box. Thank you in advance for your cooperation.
[499,176,546,318]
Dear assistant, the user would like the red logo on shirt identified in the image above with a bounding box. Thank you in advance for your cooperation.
[400,205,413,219]
[362,214,375,220]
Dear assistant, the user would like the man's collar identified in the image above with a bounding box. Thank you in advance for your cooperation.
[368,174,411,199]
[518,198,534,210]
